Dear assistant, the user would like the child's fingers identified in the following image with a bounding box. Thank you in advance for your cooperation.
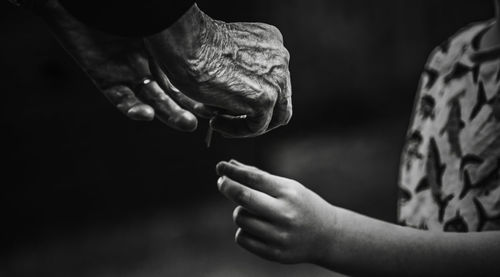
[235,228,281,262]
[228,159,245,166]
[216,161,285,196]
[233,206,281,242]
[218,176,281,218]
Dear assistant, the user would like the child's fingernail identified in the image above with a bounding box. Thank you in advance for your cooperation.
[229,159,244,166]
[217,176,225,189]
[216,162,225,175]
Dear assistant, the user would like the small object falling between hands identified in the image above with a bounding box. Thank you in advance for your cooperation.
[206,120,214,148]
[205,114,248,148]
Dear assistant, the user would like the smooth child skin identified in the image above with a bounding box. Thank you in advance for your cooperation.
[216,159,335,264]
[216,160,500,276]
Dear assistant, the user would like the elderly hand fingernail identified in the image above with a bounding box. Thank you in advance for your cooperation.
[127,106,154,121]
[182,111,196,122]
[194,103,205,112]
[172,112,197,132]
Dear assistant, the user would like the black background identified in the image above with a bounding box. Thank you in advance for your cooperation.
[1,1,494,276]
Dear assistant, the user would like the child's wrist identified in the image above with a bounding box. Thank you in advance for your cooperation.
[310,204,342,267]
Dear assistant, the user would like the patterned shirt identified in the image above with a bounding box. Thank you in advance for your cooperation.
[398,20,500,232]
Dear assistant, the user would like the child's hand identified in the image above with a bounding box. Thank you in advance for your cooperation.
[216,160,336,264]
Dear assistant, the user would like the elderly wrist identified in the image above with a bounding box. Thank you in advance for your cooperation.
[9,0,54,15]
[146,4,215,59]
[8,0,46,9]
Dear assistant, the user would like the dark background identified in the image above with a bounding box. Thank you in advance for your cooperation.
[1,1,494,276]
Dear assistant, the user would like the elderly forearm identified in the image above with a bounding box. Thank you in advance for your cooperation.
[145,4,213,61]
[58,0,195,37]
[317,206,500,276]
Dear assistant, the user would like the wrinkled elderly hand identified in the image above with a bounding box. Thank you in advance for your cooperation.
[146,4,292,138]
[39,0,211,131]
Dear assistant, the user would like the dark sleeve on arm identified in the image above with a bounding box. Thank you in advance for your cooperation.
[59,0,195,37]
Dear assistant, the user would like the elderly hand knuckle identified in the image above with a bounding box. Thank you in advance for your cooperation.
[255,92,275,109]
[283,110,292,125]
[265,24,283,42]
[283,47,290,60]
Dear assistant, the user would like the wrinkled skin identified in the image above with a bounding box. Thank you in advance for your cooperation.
[147,5,292,138]
[39,0,213,131]
[39,1,292,137]
[216,160,335,264]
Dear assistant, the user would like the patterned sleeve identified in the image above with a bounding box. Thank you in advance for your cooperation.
[398,20,500,232]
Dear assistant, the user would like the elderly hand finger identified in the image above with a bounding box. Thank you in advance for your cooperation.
[103,85,154,121]
[149,56,215,119]
[211,112,272,138]
[137,80,198,131]
[126,104,155,121]
[268,75,292,130]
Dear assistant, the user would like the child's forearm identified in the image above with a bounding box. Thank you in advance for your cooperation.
[215,160,500,275]
[317,206,500,276]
